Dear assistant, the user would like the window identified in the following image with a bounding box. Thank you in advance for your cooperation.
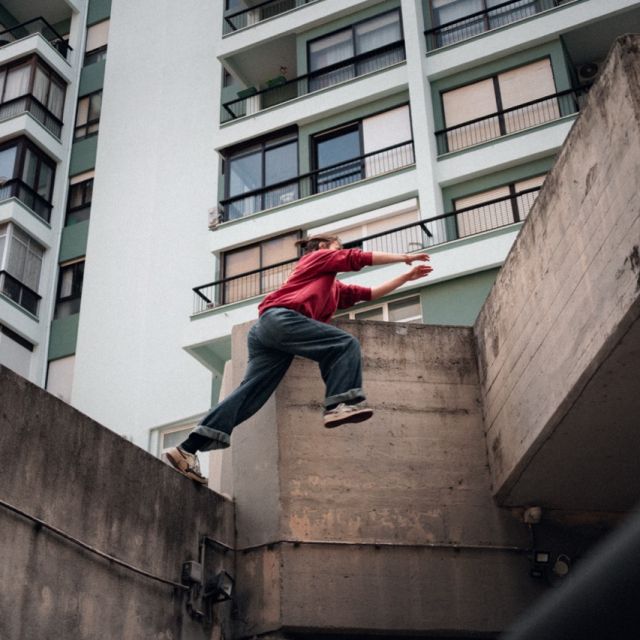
[222,231,300,304]
[441,58,559,151]
[54,260,84,319]
[224,131,298,220]
[66,172,94,225]
[0,223,44,315]
[0,55,66,134]
[84,20,109,65]
[431,0,537,46]
[0,137,57,222]
[312,105,413,192]
[453,174,546,237]
[308,10,403,90]
[74,91,101,140]
[338,295,423,323]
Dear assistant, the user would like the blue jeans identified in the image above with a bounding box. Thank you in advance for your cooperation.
[193,307,366,450]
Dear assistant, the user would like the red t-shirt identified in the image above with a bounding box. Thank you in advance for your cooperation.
[258,248,373,323]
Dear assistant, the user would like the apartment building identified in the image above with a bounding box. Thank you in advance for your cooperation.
[2,0,638,460]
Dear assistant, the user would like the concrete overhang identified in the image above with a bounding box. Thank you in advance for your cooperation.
[0,112,65,161]
[0,33,73,79]
[218,0,387,58]
[0,199,54,249]
[475,35,640,512]
[0,295,41,345]
[216,63,408,150]
[425,0,640,80]
[209,166,418,252]
[436,118,575,187]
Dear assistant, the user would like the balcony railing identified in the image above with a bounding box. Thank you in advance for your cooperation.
[0,179,53,223]
[0,17,71,60]
[0,94,63,138]
[221,40,406,123]
[193,185,541,313]
[435,85,589,154]
[0,270,41,316]
[220,139,415,222]
[223,0,317,35]
[425,0,571,51]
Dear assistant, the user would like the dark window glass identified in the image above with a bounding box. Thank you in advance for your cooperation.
[66,178,93,225]
[314,126,362,192]
[55,261,84,319]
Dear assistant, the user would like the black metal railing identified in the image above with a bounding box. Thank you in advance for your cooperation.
[425,0,571,51]
[0,94,63,138]
[221,40,406,122]
[220,139,415,222]
[435,85,589,154]
[223,0,317,34]
[0,17,71,59]
[0,270,41,316]
[192,185,542,313]
[0,179,53,223]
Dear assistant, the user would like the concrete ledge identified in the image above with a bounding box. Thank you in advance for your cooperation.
[0,365,234,639]
[474,35,640,509]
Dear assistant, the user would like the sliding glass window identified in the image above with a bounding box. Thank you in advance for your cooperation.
[225,131,298,220]
[308,10,403,91]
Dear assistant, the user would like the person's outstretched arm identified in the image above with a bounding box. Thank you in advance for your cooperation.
[371,251,430,266]
[370,264,433,300]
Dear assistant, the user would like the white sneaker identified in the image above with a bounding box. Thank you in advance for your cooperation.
[323,402,373,429]
[163,446,208,485]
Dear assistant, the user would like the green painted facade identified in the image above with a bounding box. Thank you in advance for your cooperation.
[59,221,90,263]
[48,314,80,360]
[69,135,98,176]
[87,0,112,26]
[79,60,106,97]
[441,155,556,211]
[421,268,500,326]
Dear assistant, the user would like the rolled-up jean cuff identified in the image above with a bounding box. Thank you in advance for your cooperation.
[324,387,366,409]
[192,425,231,451]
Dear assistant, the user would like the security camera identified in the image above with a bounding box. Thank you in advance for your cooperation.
[523,506,542,524]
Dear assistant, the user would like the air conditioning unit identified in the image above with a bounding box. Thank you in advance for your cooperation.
[577,62,600,85]
[208,206,223,230]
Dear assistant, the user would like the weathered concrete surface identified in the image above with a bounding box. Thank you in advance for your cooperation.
[474,35,640,509]
[0,366,234,640]
[229,320,545,638]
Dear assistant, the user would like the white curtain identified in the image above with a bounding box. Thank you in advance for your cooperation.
[4,65,31,101]
[309,29,353,71]
[355,11,401,54]
[48,81,65,119]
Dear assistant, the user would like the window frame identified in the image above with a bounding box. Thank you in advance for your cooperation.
[54,259,85,319]
[74,90,102,140]
[66,174,94,225]
[0,136,57,219]
[223,127,299,203]
[306,8,404,74]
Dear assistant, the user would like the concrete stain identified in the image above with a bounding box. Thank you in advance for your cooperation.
[624,245,640,290]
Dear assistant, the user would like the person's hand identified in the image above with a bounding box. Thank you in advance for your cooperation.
[404,264,433,281]
[404,253,430,265]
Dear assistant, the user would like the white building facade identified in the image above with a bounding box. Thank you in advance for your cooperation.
[3,0,638,461]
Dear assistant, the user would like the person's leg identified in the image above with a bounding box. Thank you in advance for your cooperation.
[257,307,367,409]
[177,322,293,458]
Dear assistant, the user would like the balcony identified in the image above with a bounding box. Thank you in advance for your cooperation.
[0,179,53,223]
[223,0,320,35]
[0,270,41,316]
[424,0,572,51]
[222,40,406,123]
[0,93,64,139]
[0,17,71,60]
[435,85,589,155]
[220,139,415,222]
[194,185,541,313]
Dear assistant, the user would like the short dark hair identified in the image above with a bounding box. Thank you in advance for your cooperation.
[295,235,342,254]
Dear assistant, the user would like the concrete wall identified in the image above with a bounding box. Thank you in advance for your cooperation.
[0,365,234,640]
[226,319,545,638]
[474,35,640,508]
